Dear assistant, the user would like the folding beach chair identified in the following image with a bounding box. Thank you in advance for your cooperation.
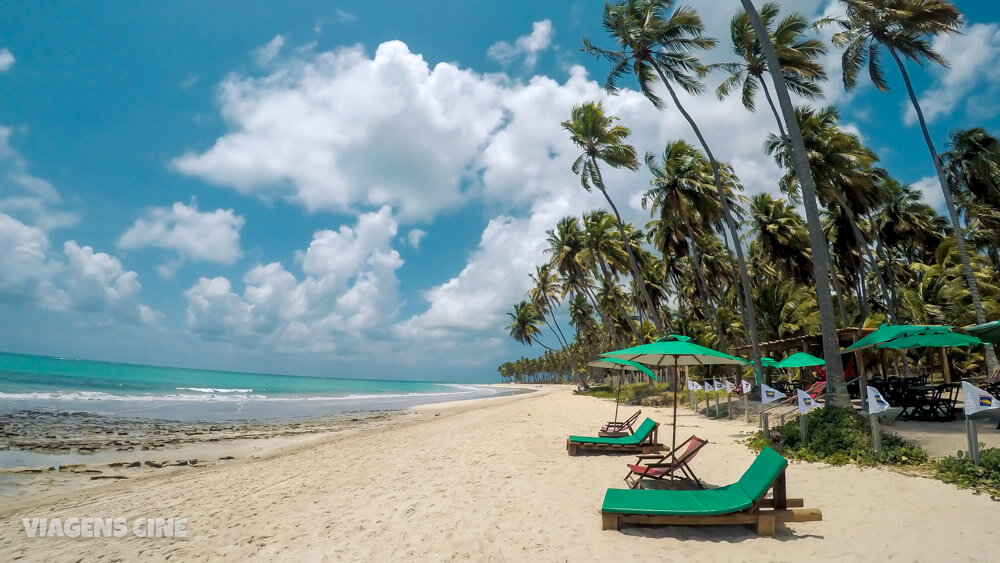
[567,418,662,456]
[600,410,641,437]
[602,447,822,536]
[624,435,708,489]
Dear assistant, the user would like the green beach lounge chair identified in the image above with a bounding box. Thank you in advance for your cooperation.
[601,446,822,536]
[566,417,662,456]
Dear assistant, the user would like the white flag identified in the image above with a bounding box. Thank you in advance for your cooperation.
[687,379,701,391]
[866,386,890,414]
[725,380,736,393]
[703,382,713,392]
[741,379,753,394]
[797,389,820,413]
[713,380,725,391]
[962,381,1000,416]
[760,383,786,404]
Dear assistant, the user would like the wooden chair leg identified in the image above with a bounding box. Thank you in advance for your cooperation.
[602,513,620,531]
[756,514,776,536]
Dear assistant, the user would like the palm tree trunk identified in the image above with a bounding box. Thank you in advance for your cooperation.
[543,295,570,347]
[829,265,849,326]
[757,75,788,139]
[591,162,664,338]
[649,64,764,380]
[742,0,847,405]
[886,44,999,374]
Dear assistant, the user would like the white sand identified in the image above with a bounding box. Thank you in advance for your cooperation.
[1,386,998,561]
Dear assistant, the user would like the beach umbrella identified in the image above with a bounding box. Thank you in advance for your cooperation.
[774,352,825,368]
[964,320,1000,344]
[587,358,657,424]
[875,332,982,350]
[760,357,780,368]
[602,335,744,468]
[843,324,952,353]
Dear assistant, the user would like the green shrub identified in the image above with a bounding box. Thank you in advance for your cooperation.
[746,407,927,467]
[935,448,1000,499]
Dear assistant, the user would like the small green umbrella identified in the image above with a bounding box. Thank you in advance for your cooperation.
[602,335,743,466]
[965,320,1000,344]
[760,357,780,368]
[775,352,825,368]
[876,332,982,350]
[588,358,657,425]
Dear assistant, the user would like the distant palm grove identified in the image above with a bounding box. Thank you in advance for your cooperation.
[500,0,1000,403]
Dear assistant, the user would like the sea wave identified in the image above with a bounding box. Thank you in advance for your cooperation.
[0,388,475,403]
[176,387,254,393]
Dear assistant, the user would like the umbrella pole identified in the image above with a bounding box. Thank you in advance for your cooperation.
[613,367,623,424]
[671,356,679,478]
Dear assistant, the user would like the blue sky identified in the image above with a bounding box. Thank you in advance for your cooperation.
[1,1,999,382]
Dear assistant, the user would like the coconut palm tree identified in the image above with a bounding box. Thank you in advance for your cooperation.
[561,102,664,336]
[580,210,642,341]
[739,0,848,404]
[506,301,551,349]
[942,127,1000,210]
[583,0,764,376]
[714,2,826,137]
[823,0,997,372]
[746,193,814,286]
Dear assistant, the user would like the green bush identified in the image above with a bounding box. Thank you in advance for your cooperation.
[746,407,927,467]
[578,382,671,403]
[935,448,1000,499]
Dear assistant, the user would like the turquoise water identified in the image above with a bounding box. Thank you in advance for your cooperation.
[0,352,509,421]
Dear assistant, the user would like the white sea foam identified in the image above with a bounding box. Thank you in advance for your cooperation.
[0,388,475,403]
[176,387,253,393]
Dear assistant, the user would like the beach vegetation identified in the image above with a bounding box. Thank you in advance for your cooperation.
[935,447,1000,499]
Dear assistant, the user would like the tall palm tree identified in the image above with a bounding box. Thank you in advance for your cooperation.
[561,102,664,336]
[584,0,765,377]
[580,210,642,341]
[823,0,997,373]
[506,301,551,349]
[529,264,570,347]
[942,127,1000,210]
[740,0,848,403]
[714,2,826,137]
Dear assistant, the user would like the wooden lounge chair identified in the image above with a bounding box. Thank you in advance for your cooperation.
[602,446,822,536]
[624,435,708,489]
[600,410,641,437]
[567,418,662,456]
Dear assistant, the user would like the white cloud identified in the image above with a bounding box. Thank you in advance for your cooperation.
[0,125,80,230]
[0,212,61,301]
[488,19,554,69]
[0,48,13,72]
[912,175,946,214]
[179,75,198,89]
[335,9,357,24]
[118,200,245,271]
[183,207,403,353]
[254,35,286,66]
[405,229,426,249]
[906,23,1000,125]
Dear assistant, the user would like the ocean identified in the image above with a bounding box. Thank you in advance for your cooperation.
[0,352,513,421]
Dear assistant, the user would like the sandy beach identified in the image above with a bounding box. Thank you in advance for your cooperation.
[1,385,998,561]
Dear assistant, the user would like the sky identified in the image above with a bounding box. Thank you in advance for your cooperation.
[1,1,999,382]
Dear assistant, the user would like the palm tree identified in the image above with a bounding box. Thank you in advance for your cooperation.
[714,2,826,137]
[529,264,570,347]
[823,0,997,373]
[545,216,611,344]
[746,193,814,286]
[584,0,765,377]
[942,127,1000,210]
[739,0,848,403]
[562,102,664,336]
[580,210,642,341]
[506,301,551,349]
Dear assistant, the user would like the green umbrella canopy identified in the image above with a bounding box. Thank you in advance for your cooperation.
[843,324,953,352]
[775,352,825,368]
[965,320,1000,343]
[876,332,983,350]
[760,357,780,368]
[601,335,745,367]
[587,358,658,381]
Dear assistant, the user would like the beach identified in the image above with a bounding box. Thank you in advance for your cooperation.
[1,385,998,561]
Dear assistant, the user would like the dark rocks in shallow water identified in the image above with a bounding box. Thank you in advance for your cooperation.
[189,459,198,465]
[143,461,163,468]
[91,475,128,480]
[126,461,141,468]
[72,469,102,474]
[218,456,235,460]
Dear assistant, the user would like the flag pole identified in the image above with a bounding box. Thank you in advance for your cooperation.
[966,415,980,465]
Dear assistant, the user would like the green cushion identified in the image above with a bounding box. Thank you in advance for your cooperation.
[601,447,788,516]
[569,418,656,445]
[603,484,752,516]
[737,447,788,502]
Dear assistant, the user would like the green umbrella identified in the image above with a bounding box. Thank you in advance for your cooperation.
[760,357,780,368]
[843,324,952,352]
[775,352,825,368]
[588,358,657,426]
[965,320,1000,344]
[602,335,743,467]
[876,332,982,350]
